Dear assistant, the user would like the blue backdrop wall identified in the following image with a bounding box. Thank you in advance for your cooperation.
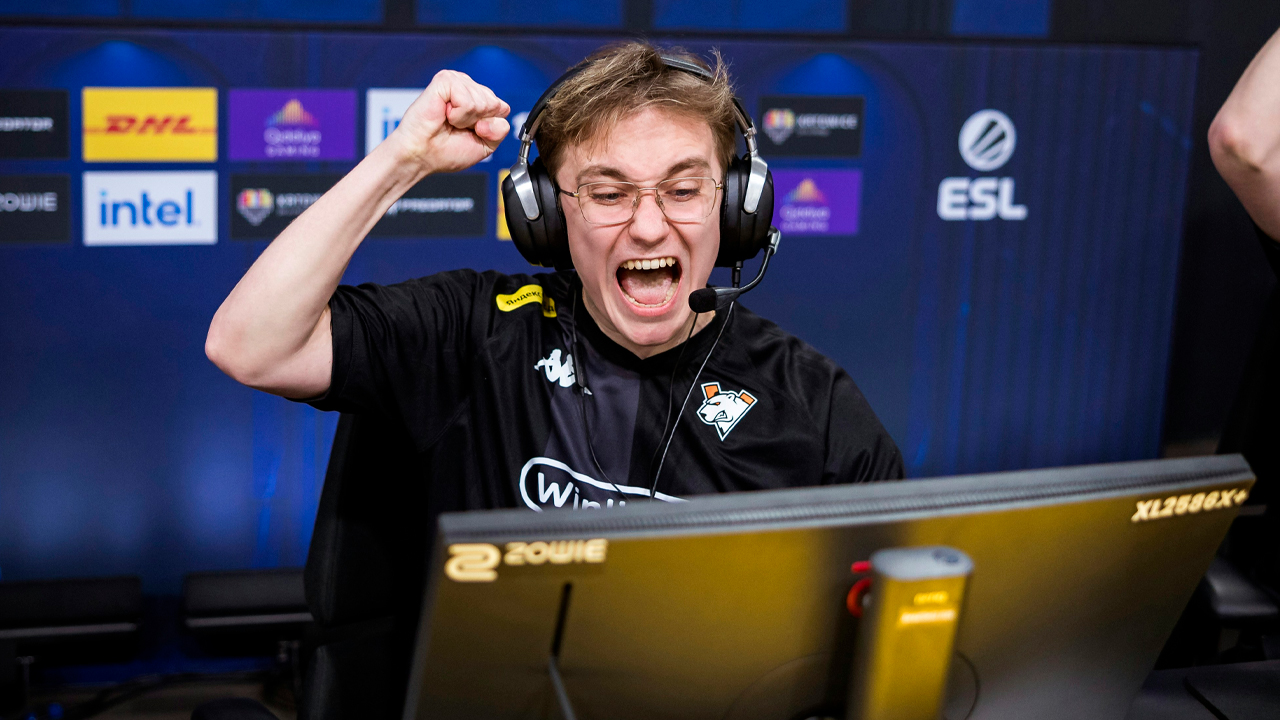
[0,27,1198,592]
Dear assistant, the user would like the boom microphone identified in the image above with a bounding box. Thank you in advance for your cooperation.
[688,226,781,314]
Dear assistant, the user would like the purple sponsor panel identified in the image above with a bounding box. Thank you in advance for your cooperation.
[228,89,356,161]
[772,169,862,236]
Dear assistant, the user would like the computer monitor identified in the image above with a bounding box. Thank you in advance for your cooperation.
[403,455,1253,720]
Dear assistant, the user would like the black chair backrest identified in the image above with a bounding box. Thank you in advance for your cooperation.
[300,412,429,720]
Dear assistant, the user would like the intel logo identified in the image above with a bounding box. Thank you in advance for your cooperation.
[83,171,217,245]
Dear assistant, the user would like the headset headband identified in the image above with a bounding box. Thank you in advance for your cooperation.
[510,54,768,222]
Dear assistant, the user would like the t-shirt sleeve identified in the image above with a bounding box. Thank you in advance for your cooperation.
[304,269,485,444]
[1258,224,1280,279]
[824,370,905,483]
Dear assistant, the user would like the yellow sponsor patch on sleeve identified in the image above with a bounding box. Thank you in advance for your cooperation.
[497,284,556,317]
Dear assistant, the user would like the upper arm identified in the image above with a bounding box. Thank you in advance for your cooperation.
[253,307,334,400]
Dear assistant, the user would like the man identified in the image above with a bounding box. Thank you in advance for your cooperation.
[1209,24,1280,586]
[206,42,902,515]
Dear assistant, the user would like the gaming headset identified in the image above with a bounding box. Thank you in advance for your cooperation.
[500,53,775,271]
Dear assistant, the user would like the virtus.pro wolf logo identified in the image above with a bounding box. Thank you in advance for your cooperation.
[697,382,758,441]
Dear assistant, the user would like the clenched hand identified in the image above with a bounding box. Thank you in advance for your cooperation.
[389,70,511,175]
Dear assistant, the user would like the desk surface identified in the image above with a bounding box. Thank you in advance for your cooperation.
[1128,660,1280,720]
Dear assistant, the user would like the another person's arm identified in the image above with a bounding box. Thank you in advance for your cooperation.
[205,71,509,398]
[1209,25,1280,241]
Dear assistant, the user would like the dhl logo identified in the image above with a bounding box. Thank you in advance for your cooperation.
[100,115,206,134]
[83,88,218,162]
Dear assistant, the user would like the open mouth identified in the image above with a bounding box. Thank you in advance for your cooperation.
[616,256,682,310]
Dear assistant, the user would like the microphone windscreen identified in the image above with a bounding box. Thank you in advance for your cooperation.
[688,288,721,314]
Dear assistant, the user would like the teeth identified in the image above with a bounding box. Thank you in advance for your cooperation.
[621,257,676,271]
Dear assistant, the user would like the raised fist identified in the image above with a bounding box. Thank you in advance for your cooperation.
[388,70,511,175]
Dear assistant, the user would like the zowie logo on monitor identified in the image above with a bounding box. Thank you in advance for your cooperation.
[517,457,683,512]
[444,539,608,583]
[83,171,217,245]
[938,109,1027,222]
[697,382,757,441]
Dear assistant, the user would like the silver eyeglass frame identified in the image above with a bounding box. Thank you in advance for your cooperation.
[557,177,724,226]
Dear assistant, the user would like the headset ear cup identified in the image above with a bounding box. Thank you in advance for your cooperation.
[502,158,572,268]
[501,170,542,266]
[717,155,774,267]
[529,157,573,270]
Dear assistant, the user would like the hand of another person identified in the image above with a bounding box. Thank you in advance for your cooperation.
[389,70,511,175]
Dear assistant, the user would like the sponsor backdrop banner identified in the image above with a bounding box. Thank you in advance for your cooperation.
[0,174,70,243]
[0,90,69,159]
[231,173,338,238]
[758,95,864,157]
[365,88,422,155]
[0,27,1197,594]
[232,172,486,238]
[82,87,218,162]
[370,172,486,237]
[83,171,218,245]
[772,169,861,236]
[229,89,356,161]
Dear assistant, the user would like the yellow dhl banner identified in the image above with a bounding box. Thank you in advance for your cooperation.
[83,88,218,162]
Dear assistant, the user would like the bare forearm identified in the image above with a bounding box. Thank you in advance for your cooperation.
[1210,25,1280,239]
[206,138,424,390]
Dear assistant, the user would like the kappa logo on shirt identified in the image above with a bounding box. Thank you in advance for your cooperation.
[535,348,576,388]
[697,382,758,440]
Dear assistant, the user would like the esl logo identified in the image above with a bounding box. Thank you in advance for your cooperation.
[937,109,1027,222]
[83,171,217,246]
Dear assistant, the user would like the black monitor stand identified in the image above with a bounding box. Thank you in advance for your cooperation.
[548,583,578,720]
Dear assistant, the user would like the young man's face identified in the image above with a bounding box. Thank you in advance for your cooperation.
[556,108,723,358]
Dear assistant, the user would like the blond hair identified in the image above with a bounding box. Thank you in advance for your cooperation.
[534,42,738,181]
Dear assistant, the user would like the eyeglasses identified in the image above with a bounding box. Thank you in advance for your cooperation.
[559,177,723,226]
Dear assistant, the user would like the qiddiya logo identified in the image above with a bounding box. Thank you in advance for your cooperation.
[779,179,831,233]
[937,109,1027,222]
[264,99,321,158]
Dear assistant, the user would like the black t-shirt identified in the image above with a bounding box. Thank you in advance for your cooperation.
[1219,226,1280,584]
[308,269,903,514]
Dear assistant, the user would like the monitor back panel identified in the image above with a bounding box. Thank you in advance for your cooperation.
[406,456,1253,720]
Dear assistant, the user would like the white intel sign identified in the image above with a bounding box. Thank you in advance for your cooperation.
[83,171,217,245]
[937,109,1027,222]
[365,88,421,155]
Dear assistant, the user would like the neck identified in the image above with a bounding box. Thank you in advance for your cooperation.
[581,291,716,359]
